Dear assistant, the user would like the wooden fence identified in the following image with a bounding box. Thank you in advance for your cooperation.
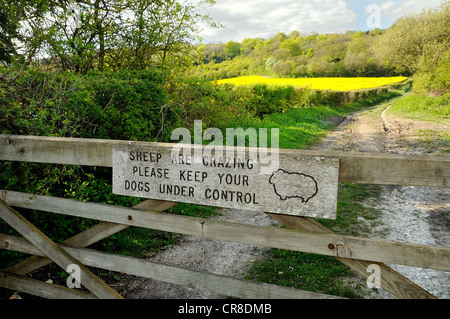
[0,134,449,299]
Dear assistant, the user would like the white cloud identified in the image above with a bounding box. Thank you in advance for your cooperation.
[199,0,359,43]
[197,0,445,43]
[379,0,445,22]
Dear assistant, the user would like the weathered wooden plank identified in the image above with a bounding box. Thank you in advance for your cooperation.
[0,271,97,299]
[3,190,449,272]
[4,199,177,276]
[0,233,341,299]
[267,213,437,299]
[1,134,448,187]
[0,199,123,299]
[0,134,116,167]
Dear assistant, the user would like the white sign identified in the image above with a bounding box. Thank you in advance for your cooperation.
[112,143,339,219]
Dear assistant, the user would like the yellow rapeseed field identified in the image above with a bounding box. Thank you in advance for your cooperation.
[216,76,408,91]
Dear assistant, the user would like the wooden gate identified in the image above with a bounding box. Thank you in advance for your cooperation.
[0,134,449,299]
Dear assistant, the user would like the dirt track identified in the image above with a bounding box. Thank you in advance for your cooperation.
[125,95,449,299]
[311,96,450,299]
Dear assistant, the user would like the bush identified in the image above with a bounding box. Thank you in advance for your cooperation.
[0,69,178,141]
[300,87,384,107]
[168,80,300,125]
[247,84,295,116]
[0,68,180,263]
[167,78,258,129]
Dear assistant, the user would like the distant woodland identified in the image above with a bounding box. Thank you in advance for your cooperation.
[191,2,449,95]
[1,1,448,96]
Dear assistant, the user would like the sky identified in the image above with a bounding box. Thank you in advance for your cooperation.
[197,0,446,43]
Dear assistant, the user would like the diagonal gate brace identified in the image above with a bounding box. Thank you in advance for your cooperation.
[3,199,177,277]
[267,213,437,299]
[0,199,123,299]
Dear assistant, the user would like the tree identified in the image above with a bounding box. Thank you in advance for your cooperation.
[272,60,293,76]
[280,37,302,56]
[42,0,123,73]
[376,2,449,93]
[265,57,277,74]
[0,0,51,81]
[344,32,371,76]
[224,41,241,59]
[376,2,450,76]
[1,0,220,75]
[201,43,226,63]
[240,38,263,56]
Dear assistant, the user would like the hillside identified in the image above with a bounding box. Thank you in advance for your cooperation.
[189,2,449,99]
[192,29,395,79]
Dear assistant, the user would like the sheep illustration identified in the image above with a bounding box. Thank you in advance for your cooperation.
[269,169,318,203]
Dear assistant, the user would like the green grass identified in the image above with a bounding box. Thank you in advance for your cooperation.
[91,203,219,259]
[93,228,181,258]
[320,183,381,236]
[221,90,403,150]
[386,92,449,154]
[386,92,450,123]
[245,249,363,298]
[414,129,450,155]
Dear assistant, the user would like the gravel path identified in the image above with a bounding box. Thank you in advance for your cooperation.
[125,208,274,299]
[309,98,450,299]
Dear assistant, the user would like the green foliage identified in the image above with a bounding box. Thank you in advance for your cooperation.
[224,41,241,59]
[82,70,178,141]
[167,78,256,129]
[413,51,450,95]
[1,0,220,74]
[304,88,383,108]
[376,2,449,95]
[0,68,182,268]
[246,84,295,117]
[0,68,176,140]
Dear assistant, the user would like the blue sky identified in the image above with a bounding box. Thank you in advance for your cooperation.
[198,0,445,43]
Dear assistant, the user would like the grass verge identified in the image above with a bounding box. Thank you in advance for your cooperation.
[386,92,450,123]
[387,92,449,155]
